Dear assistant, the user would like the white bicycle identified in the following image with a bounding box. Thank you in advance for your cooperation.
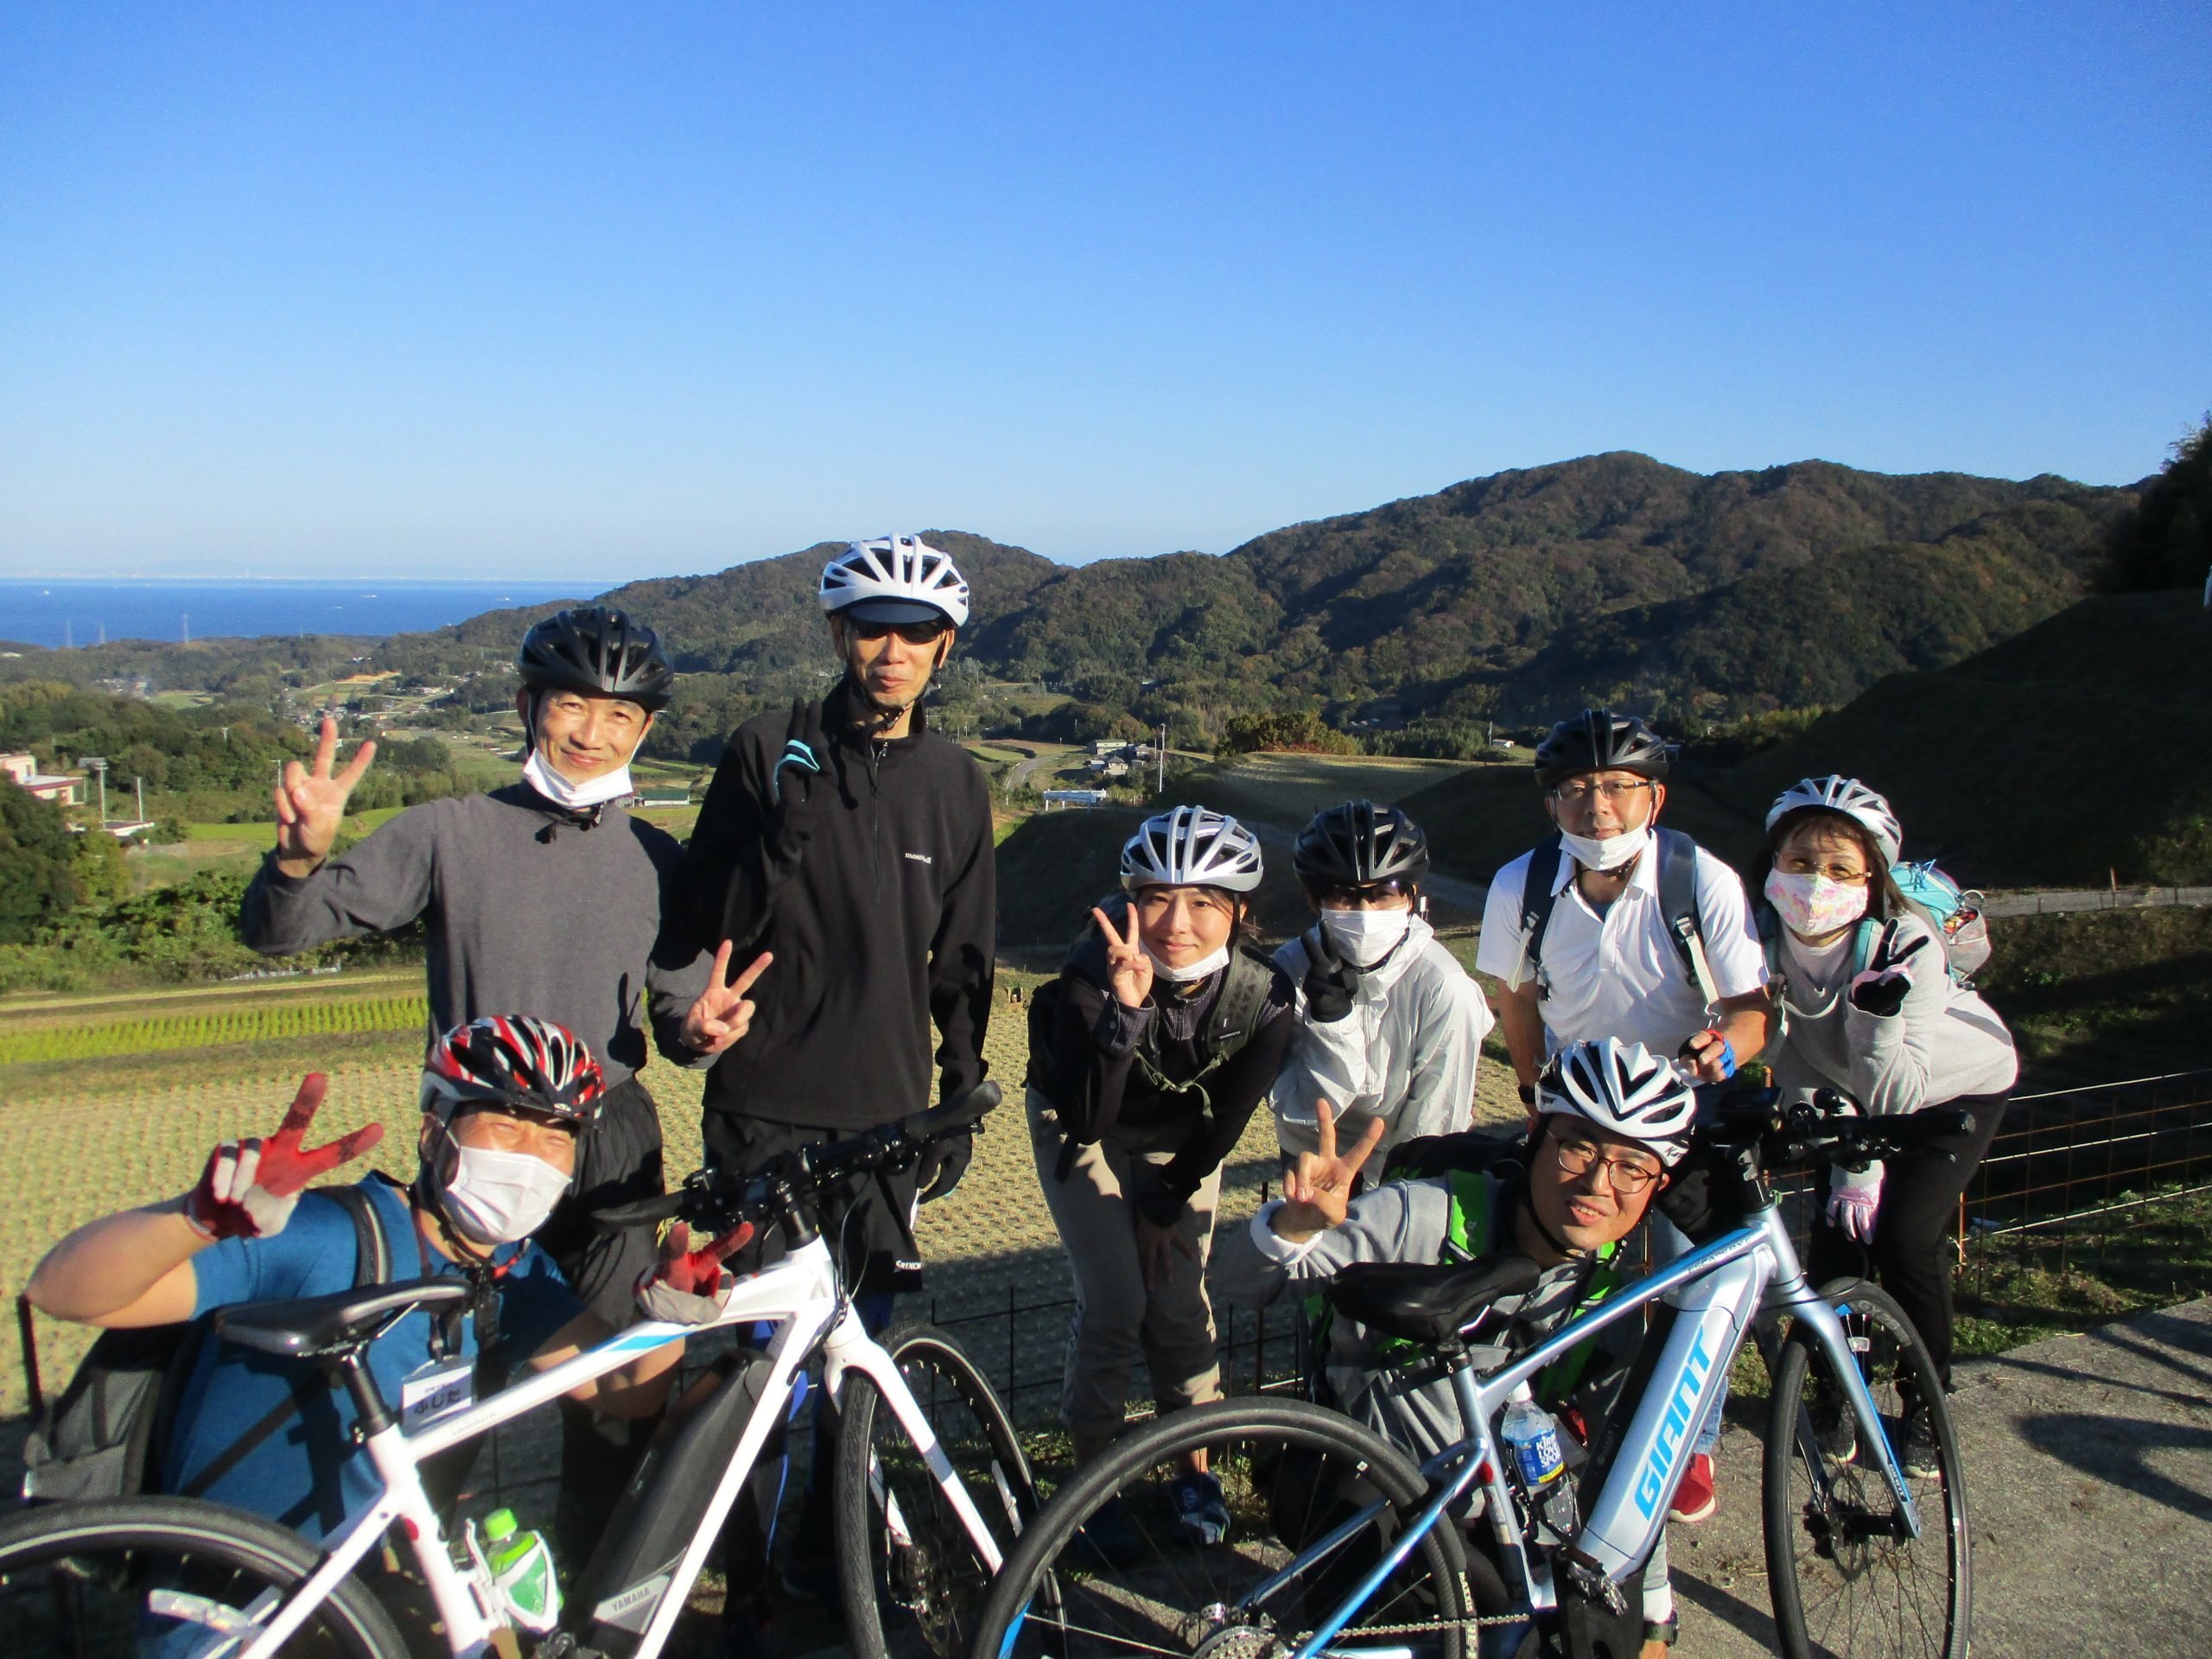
[0,1083,1034,1659]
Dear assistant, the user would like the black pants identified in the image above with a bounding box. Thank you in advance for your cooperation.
[536,1074,667,1561]
[1808,1091,2008,1389]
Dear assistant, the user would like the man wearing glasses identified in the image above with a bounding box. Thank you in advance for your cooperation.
[677,535,996,1620]
[1474,708,1769,1527]
[1271,799,1493,1166]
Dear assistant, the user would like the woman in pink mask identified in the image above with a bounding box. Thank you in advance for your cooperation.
[1751,777,2016,1471]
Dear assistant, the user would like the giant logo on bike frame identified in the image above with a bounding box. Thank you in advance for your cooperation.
[1633,1321,1717,1517]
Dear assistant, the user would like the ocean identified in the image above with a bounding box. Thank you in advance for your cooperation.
[0,579,599,651]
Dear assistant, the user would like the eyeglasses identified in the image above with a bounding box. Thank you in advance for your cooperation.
[1313,877,1412,906]
[1549,779,1656,806]
[846,618,950,645]
[1551,1135,1662,1194]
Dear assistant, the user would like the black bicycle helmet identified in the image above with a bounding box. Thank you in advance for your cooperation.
[517,607,676,712]
[1293,799,1431,889]
[1533,708,1671,788]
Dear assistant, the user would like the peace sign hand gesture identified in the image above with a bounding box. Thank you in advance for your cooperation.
[273,715,378,876]
[1848,920,1929,1019]
[1275,1097,1387,1243]
[183,1073,386,1241]
[681,942,773,1056]
[1090,905,1154,1009]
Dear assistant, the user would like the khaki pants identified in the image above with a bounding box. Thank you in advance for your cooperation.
[1028,1089,1225,1440]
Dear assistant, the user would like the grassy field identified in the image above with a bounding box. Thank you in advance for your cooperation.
[1177,751,1475,830]
[0,961,1525,1420]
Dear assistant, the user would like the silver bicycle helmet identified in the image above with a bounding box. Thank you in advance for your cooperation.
[1765,775,1903,868]
[1120,805,1265,893]
[818,535,971,627]
[1535,1038,1697,1167]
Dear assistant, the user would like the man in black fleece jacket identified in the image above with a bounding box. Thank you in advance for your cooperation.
[677,535,993,1621]
[680,537,995,1296]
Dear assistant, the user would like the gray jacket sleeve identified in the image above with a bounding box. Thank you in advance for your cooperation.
[237,805,442,956]
[1211,1183,1450,1311]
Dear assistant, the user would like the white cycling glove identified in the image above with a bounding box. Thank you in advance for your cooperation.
[1826,1161,1885,1243]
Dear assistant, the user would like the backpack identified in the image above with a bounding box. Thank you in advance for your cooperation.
[20,1182,391,1505]
[1511,828,1720,1007]
[1028,893,1278,1180]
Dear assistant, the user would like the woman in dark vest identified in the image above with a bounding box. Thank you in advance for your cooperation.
[1028,805,1294,1555]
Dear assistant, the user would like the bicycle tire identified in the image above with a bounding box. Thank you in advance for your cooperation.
[971,1395,1471,1659]
[1764,1277,1970,1659]
[0,1494,410,1658]
[836,1324,1039,1659]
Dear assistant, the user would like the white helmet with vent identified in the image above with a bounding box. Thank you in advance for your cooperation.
[1765,775,1902,868]
[818,535,970,628]
[1120,805,1265,893]
[1536,1038,1698,1167]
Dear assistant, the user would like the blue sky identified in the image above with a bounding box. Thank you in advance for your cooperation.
[3,3,2207,582]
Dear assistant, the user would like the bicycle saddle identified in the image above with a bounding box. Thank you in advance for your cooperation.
[1324,1256,1542,1346]
[216,1277,471,1359]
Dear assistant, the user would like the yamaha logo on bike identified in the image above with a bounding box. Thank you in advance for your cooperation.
[1634,1322,1717,1517]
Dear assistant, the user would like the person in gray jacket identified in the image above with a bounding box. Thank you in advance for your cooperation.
[237,607,750,1555]
[1753,776,2016,1435]
[1217,1039,1694,1658]
[1271,801,1493,1165]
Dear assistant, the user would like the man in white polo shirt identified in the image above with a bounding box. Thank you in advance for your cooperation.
[1475,706,1772,1526]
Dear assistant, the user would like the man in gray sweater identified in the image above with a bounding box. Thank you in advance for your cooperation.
[238,606,752,1554]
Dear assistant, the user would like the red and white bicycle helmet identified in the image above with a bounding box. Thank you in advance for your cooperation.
[818,536,970,628]
[1535,1038,1697,1167]
[420,1015,606,1125]
[1120,805,1266,893]
[1765,775,1903,868]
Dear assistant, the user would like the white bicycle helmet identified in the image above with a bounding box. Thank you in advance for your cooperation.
[1120,805,1266,893]
[1765,775,1902,868]
[818,535,970,628]
[1535,1038,1697,1167]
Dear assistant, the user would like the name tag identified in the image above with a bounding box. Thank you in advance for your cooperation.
[400,1359,474,1432]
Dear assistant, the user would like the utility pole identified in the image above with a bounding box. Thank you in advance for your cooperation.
[1157,724,1166,795]
[136,777,145,824]
[85,757,108,825]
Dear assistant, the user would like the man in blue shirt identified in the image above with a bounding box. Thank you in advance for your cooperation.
[26,1015,751,1540]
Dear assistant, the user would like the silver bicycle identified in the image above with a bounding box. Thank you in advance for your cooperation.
[971,1088,1972,1659]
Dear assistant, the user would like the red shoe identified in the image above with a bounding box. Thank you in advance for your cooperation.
[1668,1452,1717,1523]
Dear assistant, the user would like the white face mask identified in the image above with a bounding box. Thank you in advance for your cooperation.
[441,1143,572,1245]
[1320,906,1413,968]
[522,748,635,810]
[1145,943,1231,983]
[1559,823,1650,872]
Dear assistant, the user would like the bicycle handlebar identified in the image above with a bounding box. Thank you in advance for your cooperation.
[1696,1084,1975,1170]
[593,1079,1003,1232]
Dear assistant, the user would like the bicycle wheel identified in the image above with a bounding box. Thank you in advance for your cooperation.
[972,1395,1471,1659]
[836,1325,1039,1659]
[0,1495,410,1658]
[1764,1278,1970,1659]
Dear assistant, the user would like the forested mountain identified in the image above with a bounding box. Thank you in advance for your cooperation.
[0,452,2141,760]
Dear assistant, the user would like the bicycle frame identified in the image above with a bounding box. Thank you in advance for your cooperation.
[224,1235,1007,1659]
[1283,1193,1919,1659]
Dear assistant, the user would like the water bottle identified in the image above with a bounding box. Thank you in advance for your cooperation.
[1500,1382,1580,1544]
[471,1508,563,1633]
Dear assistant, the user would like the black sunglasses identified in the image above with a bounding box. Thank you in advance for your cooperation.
[845,618,950,645]
[1310,877,1413,906]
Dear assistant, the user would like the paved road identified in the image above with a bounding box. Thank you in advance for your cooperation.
[1671,1297,2212,1656]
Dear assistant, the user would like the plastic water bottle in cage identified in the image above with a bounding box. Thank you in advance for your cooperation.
[1501,1382,1580,1543]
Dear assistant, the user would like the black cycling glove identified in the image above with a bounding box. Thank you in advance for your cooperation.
[1300,925,1359,1024]
[915,1130,974,1204]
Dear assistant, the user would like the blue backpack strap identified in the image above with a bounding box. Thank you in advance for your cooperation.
[1515,834,1567,993]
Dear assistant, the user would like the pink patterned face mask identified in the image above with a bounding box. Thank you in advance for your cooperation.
[1764,868,1868,938]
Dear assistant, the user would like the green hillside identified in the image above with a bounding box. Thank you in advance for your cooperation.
[1705,591,2212,888]
[1,453,2140,761]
